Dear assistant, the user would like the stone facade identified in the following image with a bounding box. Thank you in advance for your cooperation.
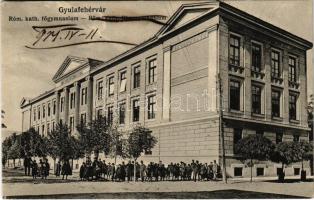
[20,2,312,177]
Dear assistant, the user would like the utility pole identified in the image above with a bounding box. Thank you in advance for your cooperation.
[217,73,227,183]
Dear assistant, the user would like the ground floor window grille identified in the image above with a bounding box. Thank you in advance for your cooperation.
[234,167,243,177]
[294,168,300,175]
[256,167,264,176]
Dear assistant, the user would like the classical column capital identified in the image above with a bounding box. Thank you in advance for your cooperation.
[163,46,171,52]
[206,24,218,33]
[74,81,80,87]
[85,76,93,82]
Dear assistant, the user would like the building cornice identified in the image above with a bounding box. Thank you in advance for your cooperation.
[90,2,312,76]
[218,2,312,50]
[20,88,55,108]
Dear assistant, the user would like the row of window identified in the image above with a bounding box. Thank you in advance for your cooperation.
[95,95,157,125]
[229,79,298,120]
[33,101,57,121]
[96,58,157,100]
[32,57,157,121]
[233,128,300,150]
[35,121,56,136]
[53,94,157,133]
[233,166,301,177]
[229,34,298,82]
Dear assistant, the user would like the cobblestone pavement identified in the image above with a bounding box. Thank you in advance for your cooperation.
[2,169,314,198]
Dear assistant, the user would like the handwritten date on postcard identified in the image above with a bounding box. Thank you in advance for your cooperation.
[25,24,137,49]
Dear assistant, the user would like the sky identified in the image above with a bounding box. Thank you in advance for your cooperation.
[1,0,313,135]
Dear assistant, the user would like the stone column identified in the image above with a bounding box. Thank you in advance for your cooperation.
[55,91,60,123]
[86,76,93,123]
[74,81,80,127]
[162,46,171,122]
[64,87,69,124]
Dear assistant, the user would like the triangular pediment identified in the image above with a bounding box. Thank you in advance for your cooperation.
[155,2,218,37]
[20,97,31,108]
[52,56,89,82]
[172,9,211,30]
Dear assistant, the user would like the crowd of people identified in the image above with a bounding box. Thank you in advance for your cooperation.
[79,158,221,182]
[24,157,221,182]
[24,157,51,179]
[24,156,72,180]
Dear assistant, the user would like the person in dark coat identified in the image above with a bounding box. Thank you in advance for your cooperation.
[32,160,38,179]
[55,161,61,177]
[110,163,115,181]
[126,161,132,182]
[44,159,50,179]
[120,162,126,181]
[24,156,31,176]
[80,162,86,180]
[39,159,45,179]
[61,160,72,180]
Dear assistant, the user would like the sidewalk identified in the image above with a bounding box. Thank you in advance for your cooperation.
[2,174,314,198]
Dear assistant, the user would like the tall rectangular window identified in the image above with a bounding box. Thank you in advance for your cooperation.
[133,99,140,122]
[148,59,157,84]
[120,71,127,92]
[108,76,115,96]
[133,66,140,88]
[251,43,262,72]
[60,97,64,112]
[233,128,243,151]
[119,103,126,124]
[288,57,297,82]
[147,95,156,119]
[234,128,243,144]
[107,106,113,123]
[70,92,75,109]
[97,109,103,120]
[42,124,45,135]
[97,80,103,100]
[81,88,87,105]
[52,122,55,131]
[229,35,240,66]
[271,90,281,118]
[252,85,262,114]
[53,101,56,115]
[230,80,241,111]
[47,123,50,134]
[42,105,46,118]
[289,94,297,120]
[48,103,51,117]
[271,51,280,78]
[33,109,36,121]
[276,132,283,144]
[69,116,74,133]
[80,113,86,125]
[38,107,41,119]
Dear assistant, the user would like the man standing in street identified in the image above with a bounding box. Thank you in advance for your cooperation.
[212,160,218,181]
[24,156,31,176]
[140,160,146,182]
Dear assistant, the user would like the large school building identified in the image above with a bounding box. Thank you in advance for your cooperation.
[20,2,313,177]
